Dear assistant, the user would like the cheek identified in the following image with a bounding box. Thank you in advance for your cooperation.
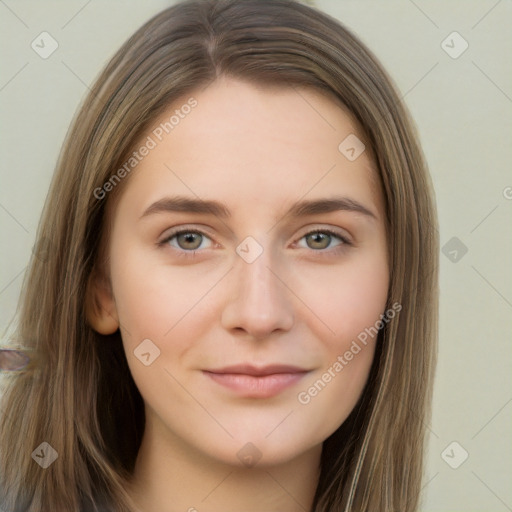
[112,245,195,325]
[108,254,223,418]
[291,253,388,424]
[109,247,225,361]
[292,252,389,344]
[295,340,376,446]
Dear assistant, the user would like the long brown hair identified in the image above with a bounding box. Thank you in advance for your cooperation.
[0,1,439,510]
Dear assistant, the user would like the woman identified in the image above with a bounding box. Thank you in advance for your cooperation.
[0,0,439,510]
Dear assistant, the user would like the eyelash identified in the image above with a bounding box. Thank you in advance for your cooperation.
[158,227,352,259]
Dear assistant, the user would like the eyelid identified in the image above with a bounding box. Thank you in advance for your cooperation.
[158,224,215,243]
[157,228,216,257]
[292,225,353,246]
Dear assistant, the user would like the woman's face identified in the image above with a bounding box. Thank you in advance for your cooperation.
[101,77,389,467]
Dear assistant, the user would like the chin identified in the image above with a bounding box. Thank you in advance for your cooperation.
[196,425,322,469]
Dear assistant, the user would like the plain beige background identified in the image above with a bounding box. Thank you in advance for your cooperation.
[1,1,511,511]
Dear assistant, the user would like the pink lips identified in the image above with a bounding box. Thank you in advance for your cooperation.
[203,364,309,398]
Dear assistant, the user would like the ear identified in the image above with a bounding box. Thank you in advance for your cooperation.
[85,268,119,335]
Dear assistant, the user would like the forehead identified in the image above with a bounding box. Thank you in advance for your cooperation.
[113,77,384,220]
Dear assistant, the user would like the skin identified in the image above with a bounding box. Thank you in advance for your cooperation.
[89,76,389,511]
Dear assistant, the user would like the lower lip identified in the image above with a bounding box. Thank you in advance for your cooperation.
[203,371,307,398]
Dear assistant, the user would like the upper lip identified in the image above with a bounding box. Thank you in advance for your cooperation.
[204,364,309,376]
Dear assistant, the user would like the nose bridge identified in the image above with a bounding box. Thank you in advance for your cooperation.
[236,243,281,308]
[221,239,294,337]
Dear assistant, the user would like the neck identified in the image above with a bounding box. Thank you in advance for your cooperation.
[127,415,321,512]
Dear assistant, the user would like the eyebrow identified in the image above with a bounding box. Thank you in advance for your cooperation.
[140,195,377,221]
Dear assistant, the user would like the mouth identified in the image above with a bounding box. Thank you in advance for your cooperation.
[202,364,310,398]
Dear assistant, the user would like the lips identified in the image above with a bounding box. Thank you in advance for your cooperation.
[203,364,310,398]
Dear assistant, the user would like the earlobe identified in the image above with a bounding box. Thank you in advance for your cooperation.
[85,269,119,335]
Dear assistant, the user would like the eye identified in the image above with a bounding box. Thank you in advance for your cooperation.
[297,229,350,251]
[160,229,213,251]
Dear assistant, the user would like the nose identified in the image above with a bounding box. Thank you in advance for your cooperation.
[221,248,294,340]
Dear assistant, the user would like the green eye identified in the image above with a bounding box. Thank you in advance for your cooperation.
[161,230,213,251]
[305,232,332,249]
[175,232,203,250]
[300,230,346,250]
